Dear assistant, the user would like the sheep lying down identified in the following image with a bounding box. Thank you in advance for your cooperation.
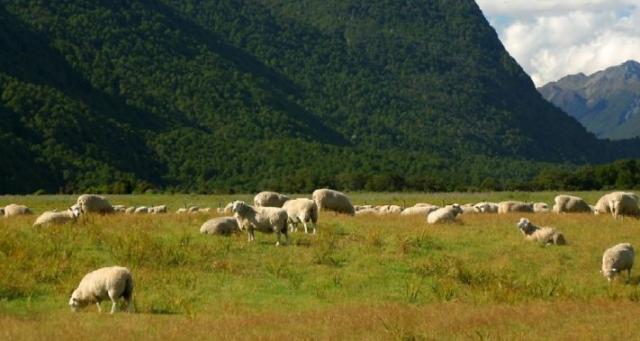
[69,266,134,314]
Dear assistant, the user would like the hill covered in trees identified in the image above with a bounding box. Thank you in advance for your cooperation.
[2,0,640,194]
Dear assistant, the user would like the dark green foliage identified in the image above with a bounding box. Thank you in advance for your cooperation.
[1,0,639,193]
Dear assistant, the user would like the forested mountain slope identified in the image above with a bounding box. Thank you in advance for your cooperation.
[1,0,637,193]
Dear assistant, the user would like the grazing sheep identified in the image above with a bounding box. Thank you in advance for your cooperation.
[232,201,289,246]
[355,208,380,215]
[498,201,533,214]
[113,205,127,213]
[125,207,136,214]
[3,204,33,217]
[134,206,149,214]
[427,204,463,224]
[200,217,240,235]
[460,204,476,214]
[187,206,200,214]
[594,192,640,218]
[601,243,635,283]
[150,205,167,214]
[312,189,355,216]
[33,205,81,227]
[69,266,134,314]
[282,198,319,234]
[76,194,114,215]
[533,202,550,213]
[253,191,290,208]
[552,195,592,213]
[473,202,498,213]
[176,208,188,214]
[354,205,374,212]
[401,204,440,216]
[377,205,403,214]
[516,218,566,245]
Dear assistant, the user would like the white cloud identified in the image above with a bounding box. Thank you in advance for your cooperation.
[476,1,640,86]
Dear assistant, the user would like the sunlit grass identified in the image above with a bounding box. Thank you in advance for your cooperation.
[1,192,639,339]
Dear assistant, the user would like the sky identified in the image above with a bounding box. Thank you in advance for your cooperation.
[475,0,640,86]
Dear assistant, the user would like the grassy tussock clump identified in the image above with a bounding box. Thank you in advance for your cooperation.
[1,193,640,339]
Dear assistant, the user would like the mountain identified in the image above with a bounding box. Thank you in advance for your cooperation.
[538,60,640,140]
[1,0,639,193]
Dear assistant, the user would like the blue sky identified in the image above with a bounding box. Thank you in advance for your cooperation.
[475,1,640,86]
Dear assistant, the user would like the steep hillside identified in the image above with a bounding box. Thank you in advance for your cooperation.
[539,60,640,140]
[0,0,636,193]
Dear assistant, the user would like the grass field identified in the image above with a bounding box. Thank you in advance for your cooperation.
[2,192,640,340]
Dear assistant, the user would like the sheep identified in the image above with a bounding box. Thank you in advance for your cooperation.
[354,205,374,212]
[401,204,440,216]
[3,204,33,217]
[125,207,136,214]
[200,217,240,235]
[427,204,463,224]
[150,205,167,214]
[76,194,114,215]
[552,195,592,213]
[176,208,188,214]
[516,218,566,245]
[0,207,3,216]
[498,201,533,214]
[601,243,635,283]
[355,208,380,215]
[253,191,290,208]
[187,206,200,213]
[282,198,319,234]
[473,202,498,213]
[69,266,134,314]
[113,205,127,213]
[594,192,640,218]
[312,189,355,215]
[134,206,149,214]
[33,205,81,227]
[460,204,476,214]
[533,202,550,213]
[231,201,289,246]
[377,205,403,214]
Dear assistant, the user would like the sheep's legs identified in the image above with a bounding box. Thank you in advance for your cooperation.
[96,302,102,313]
[110,300,117,314]
[303,222,308,234]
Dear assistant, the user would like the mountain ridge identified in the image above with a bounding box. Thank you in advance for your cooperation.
[538,60,640,139]
[2,0,640,193]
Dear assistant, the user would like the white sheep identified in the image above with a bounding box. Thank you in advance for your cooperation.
[601,243,635,283]
[133,206,149,214]
[150,205,167,214]
[516,218,566,245]
[427,204,463,224]
[125,207,136,214]
[312,189,355,215]
[400,204,439,216]
[187,205,200,213]
[460,204,477,214]
[200,217,240,235]
[594,192,640,218]
[473,202,498,213]
[498,201,533,214]
[376,205,403,214]
[33,205,81,227]
[232,201,289,246]
[552,195,592,213]
[533,202,550,213]
[217,202,234,214]
[176,208,188,214]
[282,198,319,234]
[3,204,33,217]
[112,205,127,213]
[253,191,290,207]
[69,266,134,314]
[76,194,114,214]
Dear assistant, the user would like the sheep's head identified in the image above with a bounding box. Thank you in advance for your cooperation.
[516,217,534,234]
[601,267,618,281]
[69,205,82,218]
[68,289,88,312]
[231,201,246,213]
[451,204,462,215]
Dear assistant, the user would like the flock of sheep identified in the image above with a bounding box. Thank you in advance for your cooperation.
[1,190,638,313]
